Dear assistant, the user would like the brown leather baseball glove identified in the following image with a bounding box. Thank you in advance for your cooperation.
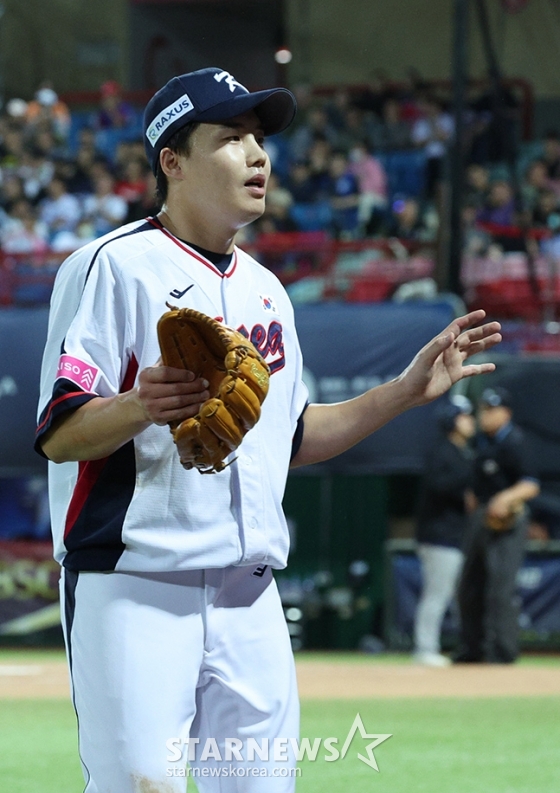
[157,306,270,473]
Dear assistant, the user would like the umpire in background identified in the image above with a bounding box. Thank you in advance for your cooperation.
[455,387,540,663]
[413,395,476,667]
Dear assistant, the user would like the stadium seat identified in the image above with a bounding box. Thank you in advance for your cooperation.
[377,150,427,199]
[468,278,545,320]
[345,275,394,303]
[290,201,333,232]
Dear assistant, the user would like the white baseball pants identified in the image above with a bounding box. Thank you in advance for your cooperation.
[60,565,299,792]
[413,543,463,655]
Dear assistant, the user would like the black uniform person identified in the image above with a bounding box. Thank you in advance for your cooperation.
[413,395,476,666]
[455,387,539,663]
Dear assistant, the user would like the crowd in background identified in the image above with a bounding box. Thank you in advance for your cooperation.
[1,73,560,263]
[0,80,156,257]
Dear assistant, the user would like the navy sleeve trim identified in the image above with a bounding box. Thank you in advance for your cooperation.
[290,402,309,462]
[35,378,98,458]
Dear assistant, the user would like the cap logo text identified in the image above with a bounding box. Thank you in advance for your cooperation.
[213,71,248,93]
[145,93,194,147]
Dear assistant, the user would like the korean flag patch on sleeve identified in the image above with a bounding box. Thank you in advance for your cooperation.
[260,295,278,314]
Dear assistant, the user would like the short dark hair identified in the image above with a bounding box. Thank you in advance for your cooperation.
[155,122,199,206]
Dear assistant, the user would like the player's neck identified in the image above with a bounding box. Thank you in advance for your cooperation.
[157,207,236,255]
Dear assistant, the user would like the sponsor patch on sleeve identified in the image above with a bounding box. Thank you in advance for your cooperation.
[56,355,99,391]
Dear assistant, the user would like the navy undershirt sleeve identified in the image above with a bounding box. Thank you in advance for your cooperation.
[290,402,309,461]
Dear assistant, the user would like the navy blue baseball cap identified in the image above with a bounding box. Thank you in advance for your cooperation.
[143,67,297,173]
[479,387,512,409]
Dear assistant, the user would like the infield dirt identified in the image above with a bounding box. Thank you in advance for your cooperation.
[1,655,560,699]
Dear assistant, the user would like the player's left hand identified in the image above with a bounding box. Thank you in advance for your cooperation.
[397,309,502,406]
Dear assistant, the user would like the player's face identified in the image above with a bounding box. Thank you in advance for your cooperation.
[455,412,476,440]
[176,111,271,230]
[477,405,511,435]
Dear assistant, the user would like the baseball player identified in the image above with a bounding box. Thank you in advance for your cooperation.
[36,67,501,792]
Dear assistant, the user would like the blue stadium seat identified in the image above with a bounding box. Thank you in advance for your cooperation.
[266,133,291,180]
[290,201,333,232]
[377,150,427,199]
[94,125,144,162]
[67,111,144,161]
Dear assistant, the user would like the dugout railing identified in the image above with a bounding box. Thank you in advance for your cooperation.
[3,228,560,322]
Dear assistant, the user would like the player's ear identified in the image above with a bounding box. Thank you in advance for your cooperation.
[159,148,184,180]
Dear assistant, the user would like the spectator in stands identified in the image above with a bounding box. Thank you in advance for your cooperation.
[476,179,516,227]
[411,96,453,197]
[126,139,149,163]
[77,126,98,151]
[25,84,71,142]
[0,175,26,213]
[17,146,55,203]
[335,107,375,153]
[115,157,150,205]
[462,202,491,256]
[325,88,353,131]
[542,130,560,181]
[114,139,146,173]
[124,170,159,225]
[33,128,64,161]
[399,67,430,123]
[1,198,49,254]
[94,80,136,130]
[477,179,531,254]
[413,395,476,667]
[520,160,551,213]
[327,150,360,238]
[531,190,560,232]
[253,174,298,235]
[307,137,333,199]
[353,69,395,117]
[348,141,388,234]
[286,160,318,204]
[3,98,28,127]
[38,176,82,246]
[63,148,95,196]
[288,83,314,131]
[386,196,431,241]
[468,81,520,165]
[80,169,128,238]
[368,98,411,151]
[465,164,490,210]
[66,139,110,196]
[0,127,25,170]
[288,105,338,162]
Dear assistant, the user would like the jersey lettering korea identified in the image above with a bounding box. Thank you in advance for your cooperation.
[36,219,309,573]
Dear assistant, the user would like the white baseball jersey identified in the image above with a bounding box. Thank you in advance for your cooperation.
[36,218,308,573]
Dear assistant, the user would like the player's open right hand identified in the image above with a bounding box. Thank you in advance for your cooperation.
[136,363,210,426]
